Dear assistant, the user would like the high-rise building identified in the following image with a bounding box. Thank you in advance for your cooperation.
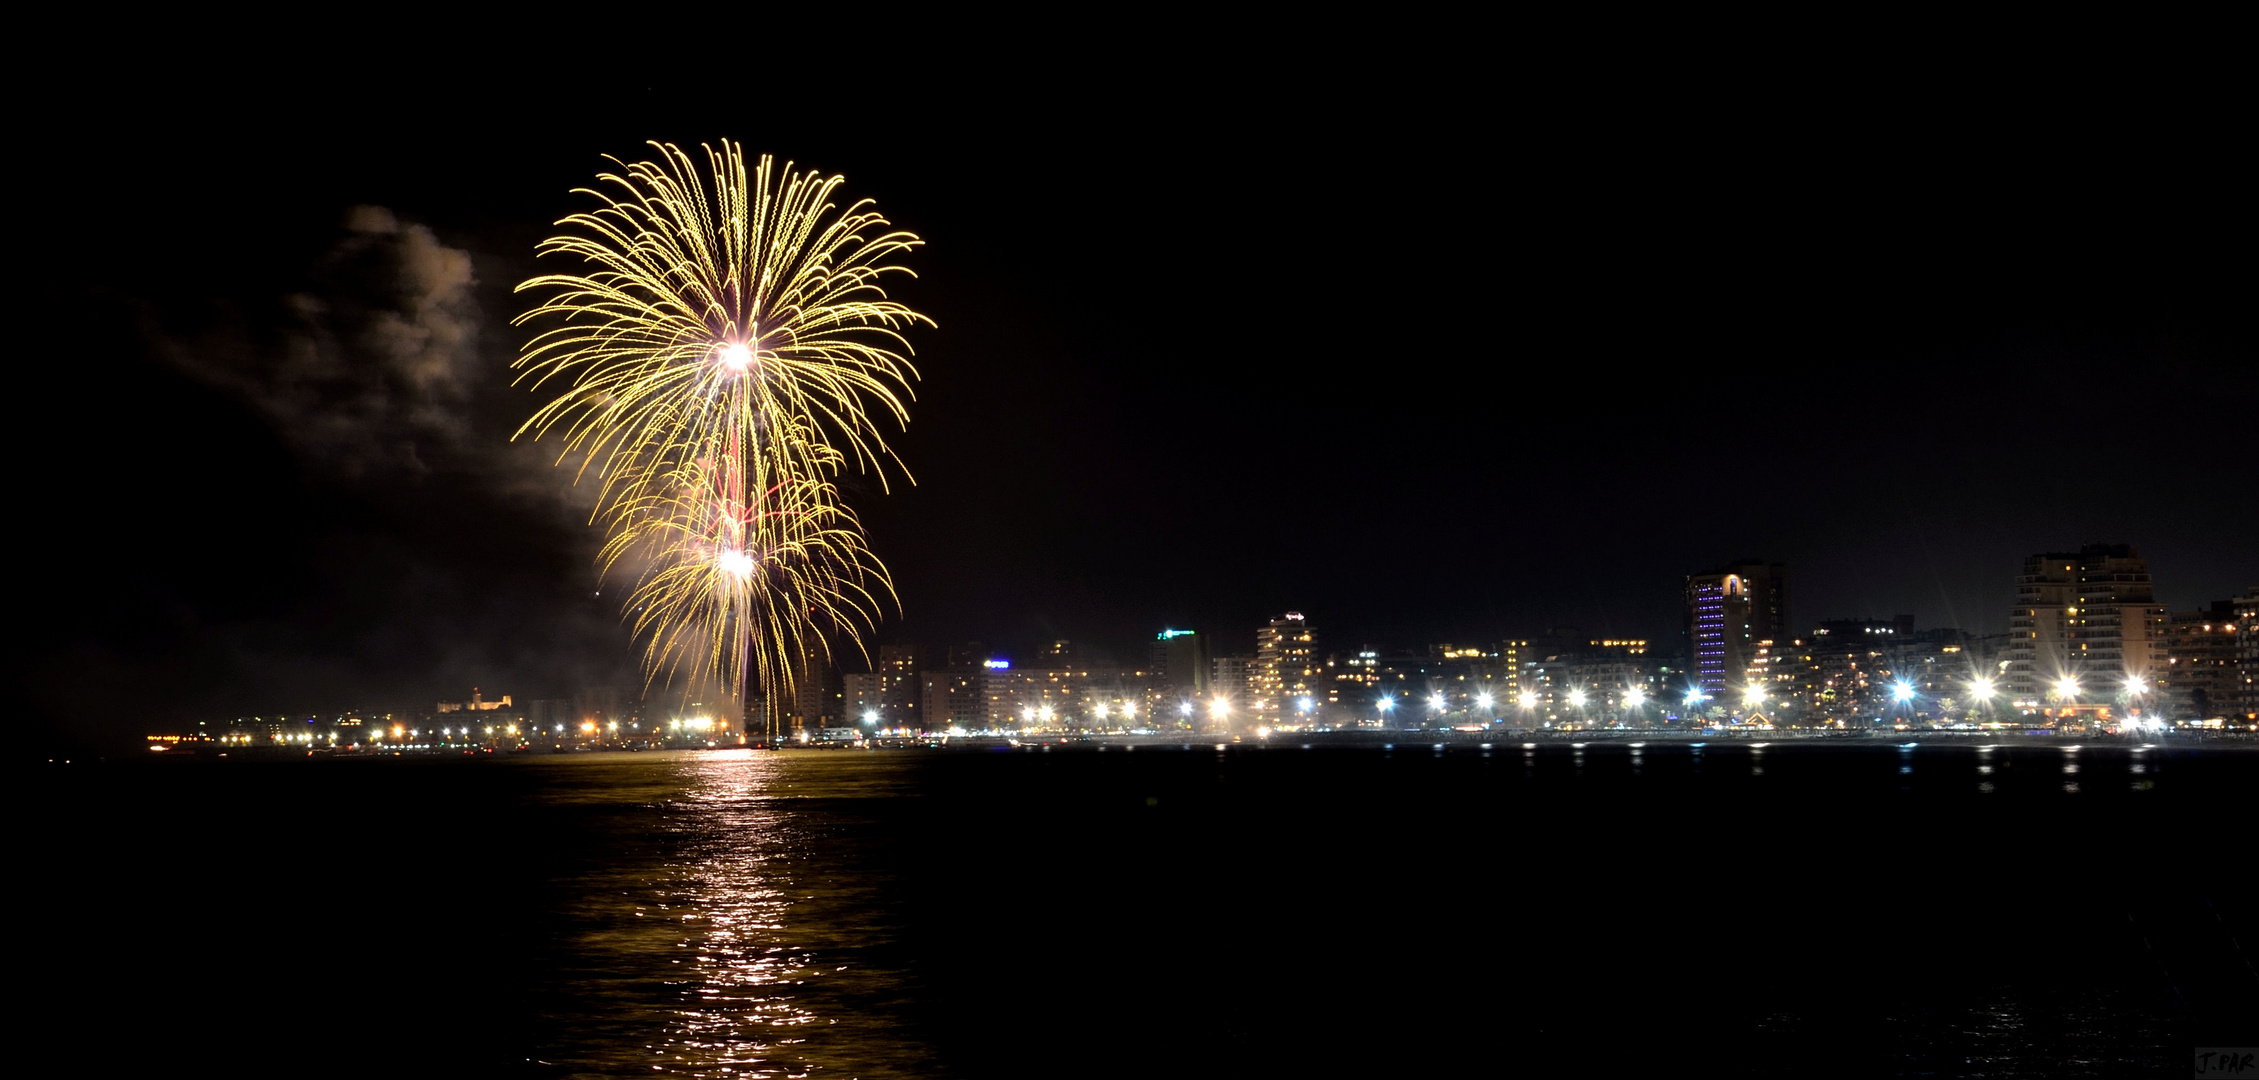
[792,652,843,733]
[1152,629,1209,702]
[2003,544,2169,707]
[919,667,986,729]
[1685,562,1789,698]
[2158,603,2240,718]
[846,644,923,729]
[1210,655,1256,729]
[1253,613,1317,720]
[2235,587,2259,720]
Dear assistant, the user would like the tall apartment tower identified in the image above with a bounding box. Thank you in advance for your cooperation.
[847,644,921,728]
[1685,562,1789,698]
[2236,587,2259,719]
[1210,655,1256,728]
[2003,544,2169,705]
[1252,613,1318,719]
[1152,629,1209,701]
[792,651,843,733]
[2158,603,2241,718]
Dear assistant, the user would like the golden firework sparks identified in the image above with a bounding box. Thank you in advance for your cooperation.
[600,430,892,721]
[515,142,926,729]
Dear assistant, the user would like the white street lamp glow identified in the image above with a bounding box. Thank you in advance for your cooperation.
[1742,685,1766,707]
[1623,687,1645,708]
[2055,676,2080,700]
[1970,677,1995,700]
[1298,696,1314,713]
[1476,693,1494,710]
[2125,675,2148,695]
[1428,693,1447,712]
[1519,691,1538,710]
[1891,681,1916,703]
[1567,689,1587,708]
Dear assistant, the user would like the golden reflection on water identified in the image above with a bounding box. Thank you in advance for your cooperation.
[540,750,929,1079]
[660,750,817,1074]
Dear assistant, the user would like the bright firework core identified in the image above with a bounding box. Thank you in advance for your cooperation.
[714,341,755,373]
[716,549,756,579]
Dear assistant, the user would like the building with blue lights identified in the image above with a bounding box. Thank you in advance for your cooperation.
[1685,561,1789,699]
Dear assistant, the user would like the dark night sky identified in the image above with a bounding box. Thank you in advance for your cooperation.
[21,31,2252,750]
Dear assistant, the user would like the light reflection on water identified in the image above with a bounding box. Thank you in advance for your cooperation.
[505,740,2193,1076]
[532,750,933,1079]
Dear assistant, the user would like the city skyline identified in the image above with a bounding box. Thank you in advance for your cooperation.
[23,43,2252,752]
[127,555,2259,737]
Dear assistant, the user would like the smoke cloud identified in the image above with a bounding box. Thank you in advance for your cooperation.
[168,205,484,479]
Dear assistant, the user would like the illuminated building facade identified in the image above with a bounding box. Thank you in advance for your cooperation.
[1210,655,1255,726]
[436,688,512,713]
[2158,605,2239,718]
[1685,562,1789,698]
[2239,587,2259,719]
[1253,613,1317,721]
[846,644,923,728]
[919,667,986,727]
[2003,545,2168,706]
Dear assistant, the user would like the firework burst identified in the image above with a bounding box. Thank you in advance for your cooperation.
[515,141,926,729]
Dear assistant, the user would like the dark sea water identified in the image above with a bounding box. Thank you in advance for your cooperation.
[28,741,2256,1077]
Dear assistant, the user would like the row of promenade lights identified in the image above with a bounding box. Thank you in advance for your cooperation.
[848,673,2155,735]
[228,671,2167,747]
[371,719,722,742]
[226,718,725,747]
[1350,673,2149,727]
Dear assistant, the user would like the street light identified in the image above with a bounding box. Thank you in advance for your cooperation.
[2124,674,2151,728]
[1376,695,1395,728]
[2051,675,2083,731]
